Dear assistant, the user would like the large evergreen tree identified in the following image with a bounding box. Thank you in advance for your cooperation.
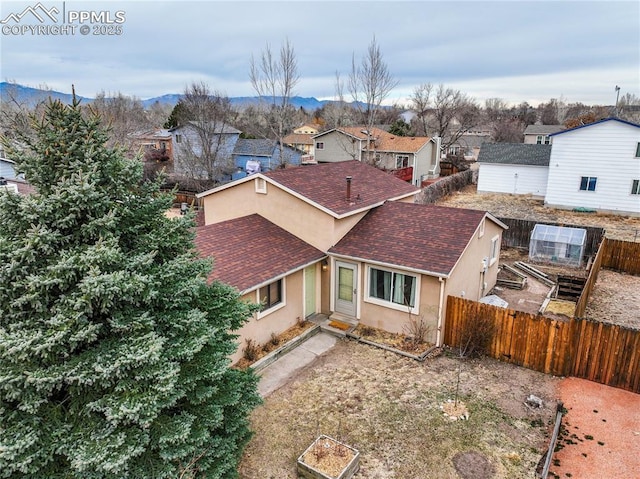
[0,98,260,478]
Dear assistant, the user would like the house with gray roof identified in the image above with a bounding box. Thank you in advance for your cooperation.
[524,124,564,144]
[477,143,551,198]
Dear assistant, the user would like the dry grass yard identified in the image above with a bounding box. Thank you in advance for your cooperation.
[436,185,640,241]
[239,340,560,479]
[584,269,640,329]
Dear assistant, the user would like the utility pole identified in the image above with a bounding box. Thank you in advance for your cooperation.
[615,85,621,117]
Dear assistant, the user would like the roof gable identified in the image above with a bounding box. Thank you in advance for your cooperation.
[263,160,419,217]
[329,202,499,276]
[550,117,640,136]
[478,143,551,166]
[195,214,325,292]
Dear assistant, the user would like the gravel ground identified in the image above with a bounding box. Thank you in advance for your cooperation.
[436,185,640,241]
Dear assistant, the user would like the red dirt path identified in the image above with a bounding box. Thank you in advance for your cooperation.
[551,377,640,479]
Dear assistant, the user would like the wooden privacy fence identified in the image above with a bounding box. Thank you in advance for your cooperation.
[496,217,604,257]
[601,238,640,274]
[445,296,640,393]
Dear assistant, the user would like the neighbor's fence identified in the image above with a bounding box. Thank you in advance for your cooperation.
[418,169,473,204]
[574,235,607,318]
[601,238,640,274]
[496,218,605,258]
[444,296,640,394]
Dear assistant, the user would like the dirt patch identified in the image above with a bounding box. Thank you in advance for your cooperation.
[551,377,640,479]
[352,323,433,355]
[238,340,560,478]
[453,451,496,479]
[584,269,640,329]
[437,184,640,241]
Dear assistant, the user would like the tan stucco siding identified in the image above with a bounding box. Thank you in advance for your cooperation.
[356,265,441,344]
[444,219,503,302]
[229,270,305,365]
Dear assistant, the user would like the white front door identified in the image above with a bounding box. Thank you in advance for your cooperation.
[335,261,357,317]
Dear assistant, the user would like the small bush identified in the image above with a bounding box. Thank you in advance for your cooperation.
[243,339,260,362]
[269,332,280,346]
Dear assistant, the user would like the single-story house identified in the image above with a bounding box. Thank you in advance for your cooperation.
[477,143,551,198]
[524,124,564,144]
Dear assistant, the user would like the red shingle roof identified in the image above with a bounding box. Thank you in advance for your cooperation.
[264,160,419,216]
[329,202,490,276]
[195,214,325,292]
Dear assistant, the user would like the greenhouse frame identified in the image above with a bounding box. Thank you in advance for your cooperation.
[528,224,587,267]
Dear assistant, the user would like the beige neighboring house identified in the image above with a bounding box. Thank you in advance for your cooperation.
[283,123,321,162]
[524,124,564,144]
[312,126,441,186]
[195,160,506,364]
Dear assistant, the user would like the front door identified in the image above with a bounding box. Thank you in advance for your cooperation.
[304,265,316,317]
[335,261,357,317]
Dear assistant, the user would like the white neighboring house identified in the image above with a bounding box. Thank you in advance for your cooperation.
[477,143,551,198]
[545,118,640,216]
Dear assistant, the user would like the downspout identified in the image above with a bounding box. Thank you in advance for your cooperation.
[436,277,446,346]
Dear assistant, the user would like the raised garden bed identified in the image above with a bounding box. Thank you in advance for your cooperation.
[297,435,360,479]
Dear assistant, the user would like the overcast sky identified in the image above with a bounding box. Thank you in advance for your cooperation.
[1,0,638,107]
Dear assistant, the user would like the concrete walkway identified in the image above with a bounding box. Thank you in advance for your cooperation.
[257,332,337,397]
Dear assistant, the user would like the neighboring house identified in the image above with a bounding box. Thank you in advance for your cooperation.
[545,118,640,216]
[195,160,506,363]
[293,124,320,135]
[282,132,315,157]
[399,110,417,124]
[130,129,173,161]
[231,139,302,178]
[524,124,564,144]
[312,126,441,186]
[447,134,492,161]
[476,118,640,216]
[170,122,241,180]
[329,202,506,345]
[477,143,551,198]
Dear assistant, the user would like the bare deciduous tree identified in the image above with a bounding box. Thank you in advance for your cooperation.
[430,84,480,153]
[410,82,433,136]
[171,81,236,190]
[250,38,300,168]
[89,91,151,154]
[346,36,398,163]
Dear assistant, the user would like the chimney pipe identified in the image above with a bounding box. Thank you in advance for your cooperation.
[346,176,352,201]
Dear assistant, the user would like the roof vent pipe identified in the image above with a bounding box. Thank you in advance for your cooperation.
[346,176,352,201]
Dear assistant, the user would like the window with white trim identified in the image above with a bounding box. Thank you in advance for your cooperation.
[489,235,500,265]
[536,135,551,145]
[258,279,283,315]
[631,179,640,195]
[367,267,417,309]
[395,155,410,168]
[579,176,597,192]
[315,142,324,150]
[175,134,182,144]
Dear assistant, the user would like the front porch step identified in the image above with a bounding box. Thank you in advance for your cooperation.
[322,313,359,337]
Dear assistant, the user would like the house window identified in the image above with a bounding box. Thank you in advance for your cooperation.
[536,135,550,145]
[368,267,417,309]
[579,176,597,192]
[315,142,324,150]
[258,279,282,313]
[635,142,640,157]
[395,155,410,168]
[489,235,500,265]
[631,179,640,195]
[175,134,182,144]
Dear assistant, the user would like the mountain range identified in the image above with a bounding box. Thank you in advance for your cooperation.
[0,82,335,111]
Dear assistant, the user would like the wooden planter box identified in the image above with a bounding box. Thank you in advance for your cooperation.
[297,435,360,479]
